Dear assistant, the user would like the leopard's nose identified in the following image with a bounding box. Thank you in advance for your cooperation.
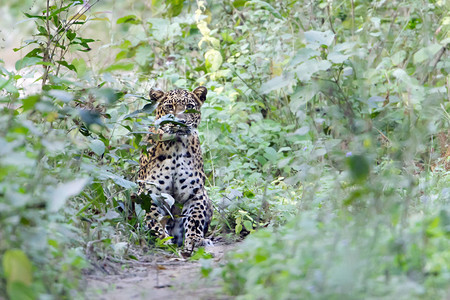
[176,113,187,123]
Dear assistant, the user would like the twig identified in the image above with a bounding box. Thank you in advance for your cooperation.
[228,65,266,102]
[373,127,391,145]
[50,0,101,45]
[420,46,447,85]
[42,0,101,87]
[42,0,51,87]
[351,0,355,38]
[326,3,336,35]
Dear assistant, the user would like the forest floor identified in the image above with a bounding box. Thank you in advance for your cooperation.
[84,240,237,300]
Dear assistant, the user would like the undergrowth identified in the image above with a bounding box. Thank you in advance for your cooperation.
[0,0,449,299]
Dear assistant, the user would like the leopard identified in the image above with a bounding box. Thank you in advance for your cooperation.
[137,86,213,252]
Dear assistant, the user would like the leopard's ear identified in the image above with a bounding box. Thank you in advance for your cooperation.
[149,89,165,102]
[193,86,207,103]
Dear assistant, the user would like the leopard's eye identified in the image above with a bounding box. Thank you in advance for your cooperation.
[164,104,174,111]
[186,103,195,110]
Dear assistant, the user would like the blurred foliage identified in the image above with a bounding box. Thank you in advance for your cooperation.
[0,0,449,298]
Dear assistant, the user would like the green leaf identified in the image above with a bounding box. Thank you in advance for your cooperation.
[205,49,223,72]
[413,44,443,64]
[117,15,141,24]
[135,45,152,66]
[48,90,74,103]
[93,88,124,104]
[263,147,278,162]
[125,102,157,118]
[101,171,137,189]
[3,249,33,287]
[167,0,184,17]
[327,51,350,64]
[184,109,201,114]
[22,95,40,111]
[233,0,248,8]
[148,18,182,41]
[56,60,76,71]
[90,139,105,156]
[92,182,106,206]
[66,29,76,41]
[243,190,255,198]
[260,74,294,94]
[23,12,46,20]
[346,155,370,183]
[190,247,213,261]
[235,223,243,234]
[72,58,87,77]
[104,210,121,220]
[15,57,41,71]
[246,0,283,20]
[289,84,317,112]
[7,282,34,300]
[49,178,89,212]
[79,109,104,127]
[155,115,188,128]
[304,30,335,48]
[391,50,407,66]
[295,60,331,81]
[290,48,320,66]
[243,220,253,231]
[102,62,134,73]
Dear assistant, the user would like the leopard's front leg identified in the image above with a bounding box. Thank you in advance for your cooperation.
[145,203,170,241]
[181,193,213,252]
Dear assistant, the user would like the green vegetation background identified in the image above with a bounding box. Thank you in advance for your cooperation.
[0,0,449,299]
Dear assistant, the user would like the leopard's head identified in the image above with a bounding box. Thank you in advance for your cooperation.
[150,86,207,134]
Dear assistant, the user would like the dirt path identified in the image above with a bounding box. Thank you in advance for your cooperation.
[84,242,237,300]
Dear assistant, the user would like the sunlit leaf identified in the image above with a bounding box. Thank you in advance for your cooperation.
[49,178,89,212]
[260,74,294,94]
[413,44,443,64]
[290,48,320,66]
[327,51,350,64]
[295,60,331,81]
[48,90,74,103]
[15,57,41,71]
[72,58,87,77]
[90,139,105,156]
[246,0,283,19]
[3,249,32,287]
[304,30,335,48]
[22,95,40,111]
[263,147,278,162]
[117,15,141,24]
[101,63,134,73]
[205,49,223,72]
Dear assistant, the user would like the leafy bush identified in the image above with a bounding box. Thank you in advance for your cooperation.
[214,0,450,298]
[1,0,449,298]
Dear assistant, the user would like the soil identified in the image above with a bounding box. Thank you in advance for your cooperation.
[84,241,237,300]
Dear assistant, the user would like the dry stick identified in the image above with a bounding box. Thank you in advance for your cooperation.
[43,0,101,86]
[373,127,392,146]
[42,0,51,87]
[50,0,101,45]
[228,65,266,102]
[351,0,355,38]
[420,46,447,85]
[326,3,336,35]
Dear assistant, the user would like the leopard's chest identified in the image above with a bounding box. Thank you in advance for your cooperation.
[144,136,204,204]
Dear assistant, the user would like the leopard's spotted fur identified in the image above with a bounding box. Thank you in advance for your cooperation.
[137,87,212,251]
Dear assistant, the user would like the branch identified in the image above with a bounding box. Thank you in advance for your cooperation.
[420,46,447,85]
